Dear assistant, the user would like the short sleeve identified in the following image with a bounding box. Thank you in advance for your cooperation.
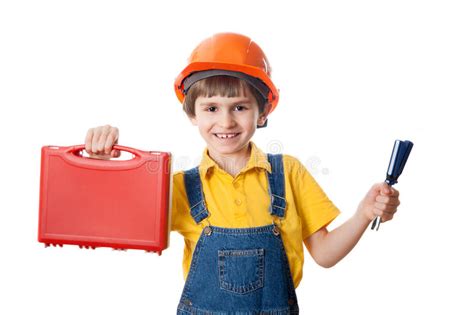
[170,171,191,233]
[285,155,340,240]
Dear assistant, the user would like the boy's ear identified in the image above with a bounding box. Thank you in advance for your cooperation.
[257,103,272,127]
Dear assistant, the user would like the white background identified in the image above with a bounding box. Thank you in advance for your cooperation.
[1,0,473,314]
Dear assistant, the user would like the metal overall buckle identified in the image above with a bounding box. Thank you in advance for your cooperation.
[272,217,282,236]
[199,218,212,236]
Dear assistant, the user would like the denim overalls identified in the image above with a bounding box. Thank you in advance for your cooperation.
[177,154,299,315]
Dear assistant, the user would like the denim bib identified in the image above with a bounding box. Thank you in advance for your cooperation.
[177,154,299,315]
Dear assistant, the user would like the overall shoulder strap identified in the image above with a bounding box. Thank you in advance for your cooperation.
[183,166,209,224]
[266,154,287,218]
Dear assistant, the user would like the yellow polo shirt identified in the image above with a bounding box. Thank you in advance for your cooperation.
[171,142,340,288]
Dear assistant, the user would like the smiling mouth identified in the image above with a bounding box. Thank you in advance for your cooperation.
[214,133,240,139]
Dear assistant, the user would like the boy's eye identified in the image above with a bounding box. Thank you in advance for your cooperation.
[204,105,246,112]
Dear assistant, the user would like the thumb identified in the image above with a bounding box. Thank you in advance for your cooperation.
[111,149,121,158]
[381,182,393,195]
[111,140,121,158]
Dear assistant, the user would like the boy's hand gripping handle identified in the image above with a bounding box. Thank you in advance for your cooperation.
[371,140,413,231]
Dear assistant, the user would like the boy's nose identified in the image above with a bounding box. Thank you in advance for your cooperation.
[218,112,236,128]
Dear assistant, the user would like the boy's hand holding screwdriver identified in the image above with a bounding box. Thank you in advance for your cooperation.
[357,183,400,225]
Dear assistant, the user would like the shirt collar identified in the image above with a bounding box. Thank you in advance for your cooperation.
[199,142,272,177]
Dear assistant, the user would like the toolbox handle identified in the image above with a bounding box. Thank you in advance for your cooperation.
[67,144,144,158]
[60,144,149,170]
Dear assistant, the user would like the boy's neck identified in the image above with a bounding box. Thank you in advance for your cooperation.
[207,143,252,177]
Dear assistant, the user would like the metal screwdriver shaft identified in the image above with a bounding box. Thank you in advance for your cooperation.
[371,140,413,231]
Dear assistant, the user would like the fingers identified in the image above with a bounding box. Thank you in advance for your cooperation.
[103,130,117,155]
[379,213,395,223]
[84,125,119,159]
[91,127,102,153]
[97,127,109,153]
[371,207,397,223]
[365,182,401,223]
[85,128,94,153]
[374,201,398,214]
[375,194,400,206]
[374,188,400,222]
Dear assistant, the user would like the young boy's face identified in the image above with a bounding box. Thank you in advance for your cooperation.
[189,89,268,160]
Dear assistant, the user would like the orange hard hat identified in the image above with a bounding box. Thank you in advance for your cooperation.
[174,32,279,114]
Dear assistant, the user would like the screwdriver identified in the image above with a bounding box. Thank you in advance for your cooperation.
[371,140,414,231]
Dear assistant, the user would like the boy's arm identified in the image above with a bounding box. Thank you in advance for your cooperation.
[304,182,400,268]
[303,212,370,268]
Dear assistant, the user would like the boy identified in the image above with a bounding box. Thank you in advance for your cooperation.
[85,33,400,314]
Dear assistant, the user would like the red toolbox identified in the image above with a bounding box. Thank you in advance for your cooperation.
[38,145,172,255]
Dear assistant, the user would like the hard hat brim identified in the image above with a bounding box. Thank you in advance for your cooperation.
[174,62,279,114]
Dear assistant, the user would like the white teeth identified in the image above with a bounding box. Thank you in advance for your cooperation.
[215,133,238,139]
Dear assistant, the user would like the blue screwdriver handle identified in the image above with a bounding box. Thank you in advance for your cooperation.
[371,140,413,231]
